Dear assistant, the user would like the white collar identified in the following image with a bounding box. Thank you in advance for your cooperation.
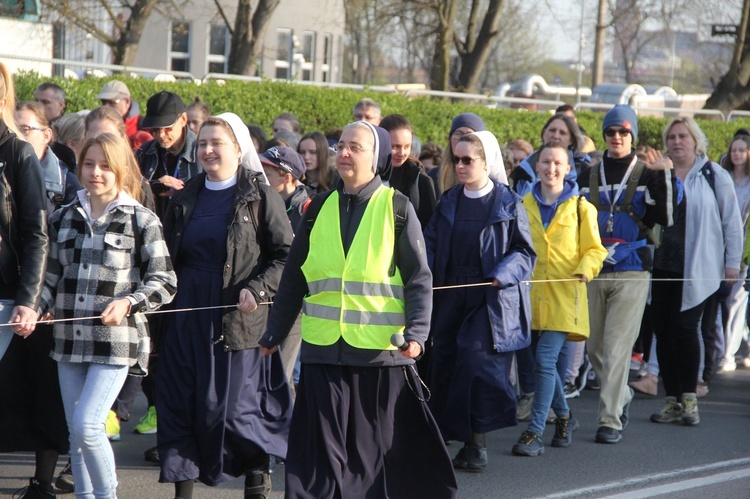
[205,175,237,191]
[463,180,494,199]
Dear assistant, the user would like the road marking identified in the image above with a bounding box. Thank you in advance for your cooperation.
[546,458,750,498]
[604,468,750,498]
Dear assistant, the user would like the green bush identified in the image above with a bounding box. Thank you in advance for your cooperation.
[13,72,749,161]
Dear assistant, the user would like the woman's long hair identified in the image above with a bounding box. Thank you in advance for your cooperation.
[299,131,332,191]
[0,62,22,137]
[78,133,143,202]
[722,135,750,178]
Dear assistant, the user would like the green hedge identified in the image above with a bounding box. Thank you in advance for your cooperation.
[13,72,749,161]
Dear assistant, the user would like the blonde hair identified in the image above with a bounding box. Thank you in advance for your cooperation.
[78,133,143,202]
[85,106,127,139]
[0,62,22,137]
[663,117,708,157]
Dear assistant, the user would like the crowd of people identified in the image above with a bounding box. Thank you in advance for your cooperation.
[1,62,749,498]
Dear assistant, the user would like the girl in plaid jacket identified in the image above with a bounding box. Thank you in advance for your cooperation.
[40,133,177,498]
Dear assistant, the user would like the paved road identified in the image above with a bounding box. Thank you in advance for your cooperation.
[2,368,750,498]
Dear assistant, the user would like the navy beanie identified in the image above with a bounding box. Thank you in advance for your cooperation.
[450,113,487,136]
[602,104,638,142]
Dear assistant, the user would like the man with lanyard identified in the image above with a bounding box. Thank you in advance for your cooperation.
[136,91,201,220]
[579,105,678,445]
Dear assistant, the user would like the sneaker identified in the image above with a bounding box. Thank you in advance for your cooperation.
[144,445,160,464]
[105,410,121,441]
[12,478,55,499]
[586,369,600,390]
[134,405,157,434]
[595,426,622,444]
[630,352,644,370]
[719,357,737,372]
[564,381,580,399]
[682,394,700,426]
[696,381,709,398]
[629,373,658,396]
[620,390,633,431]
[741,355,750,369]
[575,356,592,392]
[636,361,648,379]
[650,396,683,423]
[516,393,534,422]
[546,408,556,425]
[551,413,579,448]
[452,444,487,470]
[55,460,74,493]
[512,430,544,456]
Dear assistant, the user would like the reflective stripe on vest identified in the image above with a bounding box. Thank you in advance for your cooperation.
[300,185,406,349]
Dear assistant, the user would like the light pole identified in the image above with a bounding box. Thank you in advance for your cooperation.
[576,0,586,104]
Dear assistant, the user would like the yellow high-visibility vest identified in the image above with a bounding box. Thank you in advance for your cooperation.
[301,185,405,350]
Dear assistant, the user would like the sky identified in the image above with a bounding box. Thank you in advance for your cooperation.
[538,0,742,62]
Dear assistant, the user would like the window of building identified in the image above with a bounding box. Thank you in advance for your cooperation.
[274,28,292,79]
[207,23,230,74]
[321,33,333,82]
[300,31,315,81]
[170,21,190,72]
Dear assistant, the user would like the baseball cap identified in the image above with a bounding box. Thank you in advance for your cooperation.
[141,91,186,129]
[259,146,306,179]
[97,80,130,100]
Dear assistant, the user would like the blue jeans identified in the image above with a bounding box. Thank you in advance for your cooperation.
[58,362,129,499]
[528,331,570,436]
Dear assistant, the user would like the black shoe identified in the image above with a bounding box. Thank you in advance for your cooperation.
[13,478,55,499]
[620,390,633,431]
[575,356,592,392]
[551,413,579,448]
[144,445,160,464]
[595,426,622,444]
[463,444,488,471]
[451,445,469,469]
[55,460,74,493]
[245,467,271,499]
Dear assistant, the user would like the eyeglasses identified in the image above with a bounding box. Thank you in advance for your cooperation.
[19,125,47,135]
[100,98,123,107]
[605,128,631,138]
[334,143,368,154]
[453,156,480,166]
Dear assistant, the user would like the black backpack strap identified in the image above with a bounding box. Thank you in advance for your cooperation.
[700,161,717,197]
[588,167,601,210]
[390,191,409,277]
[619,161,646,213]
[619,162,660,246]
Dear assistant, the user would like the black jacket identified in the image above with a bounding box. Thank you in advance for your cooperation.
[163,167,293,350]
[389,158,436,229]
[135,128,201,219]
[0,122,49,308]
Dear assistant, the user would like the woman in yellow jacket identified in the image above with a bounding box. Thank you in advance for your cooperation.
[512,142,607,456]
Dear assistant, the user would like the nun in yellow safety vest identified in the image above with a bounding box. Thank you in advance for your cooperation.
[260,121,457,498]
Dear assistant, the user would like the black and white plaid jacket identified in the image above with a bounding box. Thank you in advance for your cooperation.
[40,191,177,371]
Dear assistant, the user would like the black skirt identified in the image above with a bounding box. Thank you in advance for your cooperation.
[285,363,457,499]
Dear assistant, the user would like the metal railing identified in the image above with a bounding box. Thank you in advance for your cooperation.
[0,53,195,80]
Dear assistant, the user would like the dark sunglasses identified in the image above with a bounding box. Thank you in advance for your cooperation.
[453,156,479,166]
[605,128,630,138]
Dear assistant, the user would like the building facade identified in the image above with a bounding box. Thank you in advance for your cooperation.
[133,0,345,82]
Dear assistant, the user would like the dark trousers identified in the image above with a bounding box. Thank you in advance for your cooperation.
[652,270,705,397]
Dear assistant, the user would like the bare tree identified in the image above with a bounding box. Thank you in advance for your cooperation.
[706,0,750,112]
[450,0,505,93]
[41,0,161,66]
[221,0,280,75]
